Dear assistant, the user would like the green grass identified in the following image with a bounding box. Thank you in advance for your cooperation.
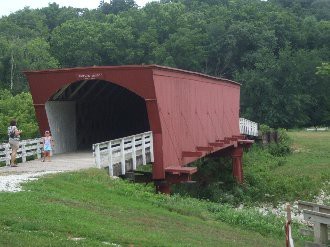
[281,131,330,202]
[0,169,292,247]
[243,131,330,204]
[173,130,329,207]
[1,130,326,246]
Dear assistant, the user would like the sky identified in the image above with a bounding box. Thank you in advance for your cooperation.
[0,0,155,17]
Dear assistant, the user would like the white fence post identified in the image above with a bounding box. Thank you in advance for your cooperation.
[132,136,137,170]
[150,133,154,163]
[21,143,26,163]
[37,139,41,159]
[5,144,10,166]
[108,141,113,176]
[121,138,125,175]
[142,133,146,165]
[95,144,101,168]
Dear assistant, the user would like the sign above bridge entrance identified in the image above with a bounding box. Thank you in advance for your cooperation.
[76,73,104,80]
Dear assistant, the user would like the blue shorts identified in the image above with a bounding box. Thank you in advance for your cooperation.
[44,145,52,151]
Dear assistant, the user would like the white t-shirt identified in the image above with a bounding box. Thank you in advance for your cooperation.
[8,126,20,141]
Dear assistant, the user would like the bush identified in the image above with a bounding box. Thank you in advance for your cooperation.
[267,128,292,156]
[259,124,273,135]
[0,90,39,142]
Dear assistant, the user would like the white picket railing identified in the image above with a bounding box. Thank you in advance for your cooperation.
[92,131,154,176]
[239,118,258,137]
[0,138,42,166]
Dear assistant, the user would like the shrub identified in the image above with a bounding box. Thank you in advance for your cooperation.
[259,124,273,135]
[267,128,292,156]
[0,90,39,142]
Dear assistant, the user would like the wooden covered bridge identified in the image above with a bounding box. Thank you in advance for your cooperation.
[22,65,258,193]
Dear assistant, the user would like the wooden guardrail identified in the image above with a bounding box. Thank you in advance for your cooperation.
[0,138,42,165]
[92,131,154,176]
[239,118,258,137]
[298,200,330,246]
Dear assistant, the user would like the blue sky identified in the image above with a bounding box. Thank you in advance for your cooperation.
[0,0,155,17]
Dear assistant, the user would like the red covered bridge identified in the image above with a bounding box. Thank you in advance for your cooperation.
[24,65,257,193]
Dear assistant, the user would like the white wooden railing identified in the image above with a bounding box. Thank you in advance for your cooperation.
[0,138,42,166]
[239,118,258,136]
[92,131,154,176]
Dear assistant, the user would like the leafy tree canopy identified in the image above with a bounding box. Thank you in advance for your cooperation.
[0,0,329,131]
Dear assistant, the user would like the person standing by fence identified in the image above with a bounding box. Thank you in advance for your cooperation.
[8,119,22,167]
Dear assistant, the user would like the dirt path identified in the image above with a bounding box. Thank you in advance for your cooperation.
[0,152,95,192]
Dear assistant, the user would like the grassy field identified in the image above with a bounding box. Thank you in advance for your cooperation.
[241,131,330,205]
[283,131,330,203]
[0,169,291,247]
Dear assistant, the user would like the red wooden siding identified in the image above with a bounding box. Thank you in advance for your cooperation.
[24,65,241,181]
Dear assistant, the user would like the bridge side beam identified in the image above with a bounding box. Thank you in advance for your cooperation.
[182,151,203,158]
[196,146,213,152]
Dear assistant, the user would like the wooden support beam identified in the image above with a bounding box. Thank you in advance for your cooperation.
[233,135,246,139]
[303,210,330,245]
[165,166,197,175]
[231,146,244,183]
[182,151,203,157]
[51,84,70,101]
[78,81,99,101]
[68,80,88,100]
[215,140,225,143]
[238,139,254,144]
[298,200,330,215]
[196,146,213,152]
[224,138,231,144]
[209,142,224,147]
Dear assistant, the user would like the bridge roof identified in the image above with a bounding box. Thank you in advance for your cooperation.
[24,64,240,86]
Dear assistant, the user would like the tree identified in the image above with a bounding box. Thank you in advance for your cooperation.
[316,62,330,75]
[162,27,207,71]
[99,0,137,15]
[99,17,138,65]
[50,20,104,67]
[39,3,83,31]
[0,90,39,141]
[1,7,49,39]
[0,0,329,128]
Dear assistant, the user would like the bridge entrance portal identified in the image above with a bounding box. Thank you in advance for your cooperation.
[45,80,150,154]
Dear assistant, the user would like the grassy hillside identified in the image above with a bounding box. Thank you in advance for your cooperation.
[0,169,291,247]
[2,130,328,246]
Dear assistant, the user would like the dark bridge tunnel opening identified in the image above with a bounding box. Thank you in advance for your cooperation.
[47,80,150,152]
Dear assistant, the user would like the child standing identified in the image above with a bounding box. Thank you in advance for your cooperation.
[41,130,54,162]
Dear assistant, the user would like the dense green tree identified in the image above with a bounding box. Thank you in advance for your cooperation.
[317,62,330,75]
[50,20,104,67]
[39,3,84,31]
[0,8,49,39]
[0,0,329,129]
[98,0,137,15]
[99,15,139,65]
[0,90,39,141]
